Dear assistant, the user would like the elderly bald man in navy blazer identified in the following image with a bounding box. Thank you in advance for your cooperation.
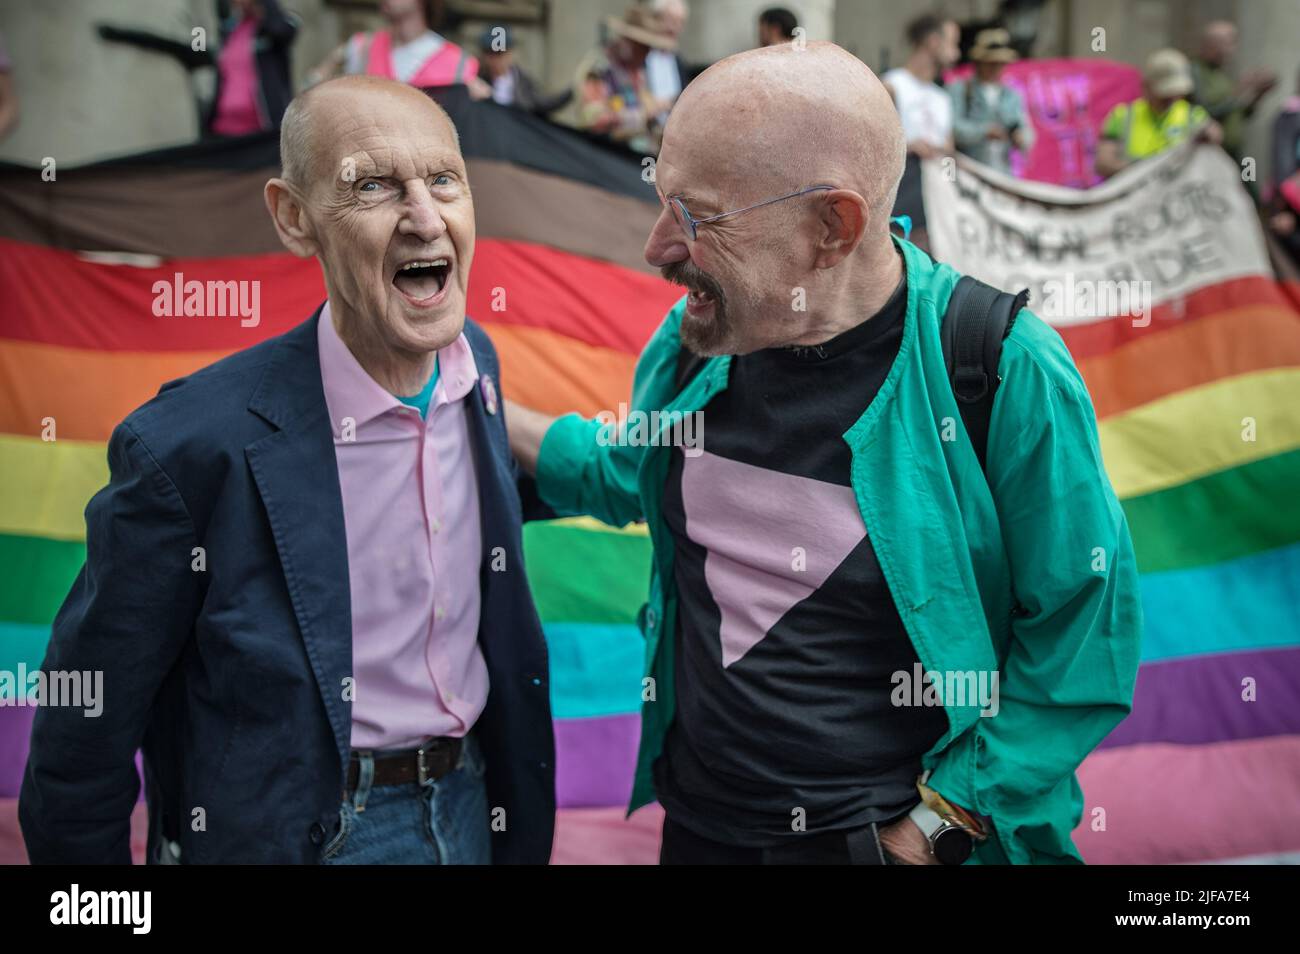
[20,76,554,864]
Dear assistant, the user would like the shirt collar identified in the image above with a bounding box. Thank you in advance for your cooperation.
[317,301,479,435]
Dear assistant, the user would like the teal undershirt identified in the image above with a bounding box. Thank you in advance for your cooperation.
[395,356,439,419]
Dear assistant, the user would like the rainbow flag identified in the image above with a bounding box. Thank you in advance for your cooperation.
[925,145,1300,864]
[1,92,1296,863]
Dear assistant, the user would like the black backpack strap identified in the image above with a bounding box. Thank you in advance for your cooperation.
[941,276,1028,474]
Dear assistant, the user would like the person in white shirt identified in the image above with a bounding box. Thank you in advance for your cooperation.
[882,13,960,159]
[644,0,691,125]
[882,13,960,251]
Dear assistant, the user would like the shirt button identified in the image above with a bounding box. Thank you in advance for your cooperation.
[432,519,441,533]
[435,606,446,620]
[308,822,326,845]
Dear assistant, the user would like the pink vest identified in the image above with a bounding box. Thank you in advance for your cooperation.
[353,29,478,87]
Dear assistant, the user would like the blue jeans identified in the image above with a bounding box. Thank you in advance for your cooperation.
[322,733,491,865]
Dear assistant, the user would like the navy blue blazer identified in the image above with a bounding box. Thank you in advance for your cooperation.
[19,309,555,864]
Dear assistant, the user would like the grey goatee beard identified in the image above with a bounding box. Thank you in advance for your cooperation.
[661,260,731,356]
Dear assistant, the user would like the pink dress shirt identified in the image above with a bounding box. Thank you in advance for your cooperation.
[317,303,488,750]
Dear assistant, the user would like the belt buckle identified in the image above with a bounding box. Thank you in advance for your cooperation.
[416,744,432,786]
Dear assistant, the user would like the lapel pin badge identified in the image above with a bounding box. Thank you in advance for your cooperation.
[480,373,498,415]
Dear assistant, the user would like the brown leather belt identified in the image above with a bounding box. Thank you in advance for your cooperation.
[346,737,463,792]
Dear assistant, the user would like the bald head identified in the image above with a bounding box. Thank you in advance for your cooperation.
[265,73,476,378]
[646,41,908,356]
[279,75,459,191]
[665,42,906,223]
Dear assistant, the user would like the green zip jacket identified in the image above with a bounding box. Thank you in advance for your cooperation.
[535,238,1143,864]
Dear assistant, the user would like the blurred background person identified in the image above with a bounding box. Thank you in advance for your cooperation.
[883,13,960,160]
[643,0,701,125]
[1191,19,1276,164]
[477,24,570,116]
[949,27,1033,174]
[98,0,298,137]
[309,0,488,97]
[1271,67,1300,194]
[1266,67,1300,270]
[757,7,798,47]
[208,0,297,136]
[1266,166,1300,268]
[0,33,17,141]
[1096,48,1221,179]
[572,5,676,154]
[884,13,959,251]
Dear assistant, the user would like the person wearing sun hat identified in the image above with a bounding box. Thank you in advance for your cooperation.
[949,28,1035,174]
[1096,48,1222,179]
[571,4,679,153]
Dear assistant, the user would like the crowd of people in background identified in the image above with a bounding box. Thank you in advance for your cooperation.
[867,10,1298,264]
[1,2,1297,262]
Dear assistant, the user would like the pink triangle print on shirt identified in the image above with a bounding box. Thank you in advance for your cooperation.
[680,451,867,667]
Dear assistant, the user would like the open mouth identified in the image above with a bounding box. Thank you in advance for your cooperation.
[392,258,451,304]
[685,286,717,314]
[661,262,723,317]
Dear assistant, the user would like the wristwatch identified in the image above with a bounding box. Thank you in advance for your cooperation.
[907,771,987,865]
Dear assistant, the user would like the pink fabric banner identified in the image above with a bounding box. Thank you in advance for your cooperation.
[947,57,1142,188]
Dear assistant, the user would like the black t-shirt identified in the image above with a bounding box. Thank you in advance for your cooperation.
[655,271,948,846]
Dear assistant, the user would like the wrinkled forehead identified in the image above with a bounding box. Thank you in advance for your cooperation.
[657,96,778,202]
[313,93,463,185]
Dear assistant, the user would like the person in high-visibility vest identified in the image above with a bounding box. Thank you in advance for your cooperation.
[308,0,490,98]
[1095,48,1222,180]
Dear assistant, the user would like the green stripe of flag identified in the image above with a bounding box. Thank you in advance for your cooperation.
[0,520,652,629]
[0,533,85,626]
[1121,448,1300,574]
[4,443,1299,637]
[523,520,652,625]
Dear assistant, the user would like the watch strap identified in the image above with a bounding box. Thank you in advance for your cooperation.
[907,796,949,841]
[916,772,988,840]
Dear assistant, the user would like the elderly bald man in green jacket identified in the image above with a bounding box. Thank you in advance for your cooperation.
[508,41,1141,865]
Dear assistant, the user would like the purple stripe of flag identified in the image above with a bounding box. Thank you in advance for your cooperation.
[1099,646,1300,749]
[554,712,641,809]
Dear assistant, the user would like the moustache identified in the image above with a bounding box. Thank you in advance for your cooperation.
[661,260,726,304]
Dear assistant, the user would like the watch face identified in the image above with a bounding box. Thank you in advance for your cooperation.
[933,826,974,865]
